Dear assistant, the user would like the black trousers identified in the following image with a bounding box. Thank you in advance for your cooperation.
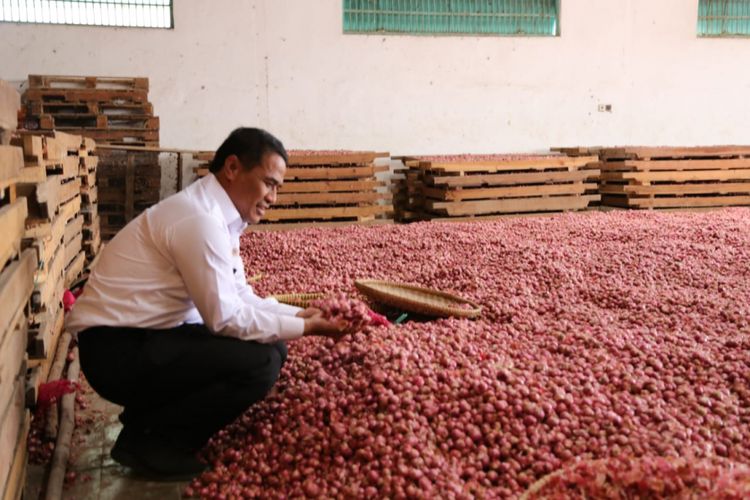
[78,323,286,450]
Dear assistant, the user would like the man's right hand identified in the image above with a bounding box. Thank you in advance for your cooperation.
[303,316,347,341]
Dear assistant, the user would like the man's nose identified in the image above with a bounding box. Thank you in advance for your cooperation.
[266,186,277,204]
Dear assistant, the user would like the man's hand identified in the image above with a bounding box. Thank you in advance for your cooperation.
[303,316,347,341]
[296,307,323,319]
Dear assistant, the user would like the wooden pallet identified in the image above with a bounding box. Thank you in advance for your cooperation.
[28,75,149,91]
[38,114,159,131]
[597,147,750,209]
[287,151,388,166]
[427,194,600,216]
[0,80,20,138]
[24,88,149,104]
[29,100,154,117]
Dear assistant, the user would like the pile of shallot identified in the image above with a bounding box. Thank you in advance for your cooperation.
[309,293,373,333]
[186,209,750,498]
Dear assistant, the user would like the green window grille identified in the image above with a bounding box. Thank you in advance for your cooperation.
[0,0,173,29]
[698,0,750,37]
[343,0,559,36]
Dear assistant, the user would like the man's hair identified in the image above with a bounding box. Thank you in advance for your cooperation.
[209,127,288,173]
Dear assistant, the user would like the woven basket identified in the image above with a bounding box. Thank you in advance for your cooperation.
[354,279,481,319]
[270,292,325,308]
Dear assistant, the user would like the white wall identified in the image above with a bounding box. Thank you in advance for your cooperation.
[1,0,749,154]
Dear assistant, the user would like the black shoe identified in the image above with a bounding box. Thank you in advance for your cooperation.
[111,425,207,481]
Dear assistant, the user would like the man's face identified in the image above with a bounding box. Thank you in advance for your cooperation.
[225,152,286,224]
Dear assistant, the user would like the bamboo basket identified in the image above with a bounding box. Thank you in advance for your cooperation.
[354,279,481,319]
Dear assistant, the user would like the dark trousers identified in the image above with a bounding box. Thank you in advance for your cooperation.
[78,323,286,450]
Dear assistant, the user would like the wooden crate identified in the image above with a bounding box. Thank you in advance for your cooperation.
[397,154,600,218]
[598,146,750,209]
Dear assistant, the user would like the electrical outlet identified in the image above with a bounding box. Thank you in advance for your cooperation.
[598,104,612,113]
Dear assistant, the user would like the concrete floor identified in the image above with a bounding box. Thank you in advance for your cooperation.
[25,386,189,500]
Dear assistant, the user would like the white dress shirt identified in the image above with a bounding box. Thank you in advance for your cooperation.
[65,174,305,343]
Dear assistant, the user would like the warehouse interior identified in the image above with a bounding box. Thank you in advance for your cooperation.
[1,0,750,498]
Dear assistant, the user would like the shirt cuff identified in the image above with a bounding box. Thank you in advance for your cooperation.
[271,301,304,317]
[277,315,305,341]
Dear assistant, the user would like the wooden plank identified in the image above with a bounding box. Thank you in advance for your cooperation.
[23,195,79,240]
[601,170,750,183]
[428,194,600,216]
[23,87,149,104]
[279,179,384,193]
[0,80,20,133]
[284,165,385,180]
[64,251,86,287]
[601,158,750,172]
[0,146,23,184]
[421,155,598,173]
[264,204,390,221]
[79,155,99,172]
[276,191,389,205]
[0,250,36,336]
[58,156,80,179]
[423,182,595,202]
[81,184,98,204]
[27,305,62,360]
[627,195,750,209]
[17,165,46,184]
[287,151,388,166]
[427,169,598,188]
[58,177,82,205]
[0,378,28,500]
[79,169,96,187]
[0,199,27,269]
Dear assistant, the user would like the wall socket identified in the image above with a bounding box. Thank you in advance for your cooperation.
[598,104,612,113]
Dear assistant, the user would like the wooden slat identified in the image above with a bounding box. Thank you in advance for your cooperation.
[0,250,36,337]
[79,155,99,172]
[284,165,385,180]
[64,233,83,268]
[64,214,84,245]
[428,194,600,216]
[279,179,383,193]
[627,195,750,209]
[601,146,750,160]
[427,169,598,188]
[623,182,750,196]
[601,170,750,183]
[276,191,389,205]
[0,199,27,269]
[64,251,86,287]
[423,182,595,201]
[0,307,26,421]
[421,155,598,173]
[0,410,28,500]
[31,245,64,310]
[287,151,387,166]
[52,131,83,153]
[601,158,750,172]
[263,204,390,221]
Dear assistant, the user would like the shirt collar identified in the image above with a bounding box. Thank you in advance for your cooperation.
[204,174,247,235]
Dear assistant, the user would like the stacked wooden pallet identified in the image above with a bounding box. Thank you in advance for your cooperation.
[22,75,158,147]
[597,146,750,209]
[11,132,97,413]
[396,154,600,220]
[0,81,32,500]
[96,149,160,238]
[195,150,392,223]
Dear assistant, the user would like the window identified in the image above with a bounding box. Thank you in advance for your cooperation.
[0,0,173,29]
[698,0,750,37]
[343,0,559,36]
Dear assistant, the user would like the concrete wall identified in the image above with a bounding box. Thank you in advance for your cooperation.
[1,0,748,155]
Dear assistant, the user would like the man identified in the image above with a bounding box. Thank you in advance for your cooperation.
[66,128,343,480]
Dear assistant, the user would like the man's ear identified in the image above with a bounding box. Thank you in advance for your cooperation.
[223,155,241,181]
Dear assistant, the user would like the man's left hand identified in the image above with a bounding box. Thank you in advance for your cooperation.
[296,307,322,319]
